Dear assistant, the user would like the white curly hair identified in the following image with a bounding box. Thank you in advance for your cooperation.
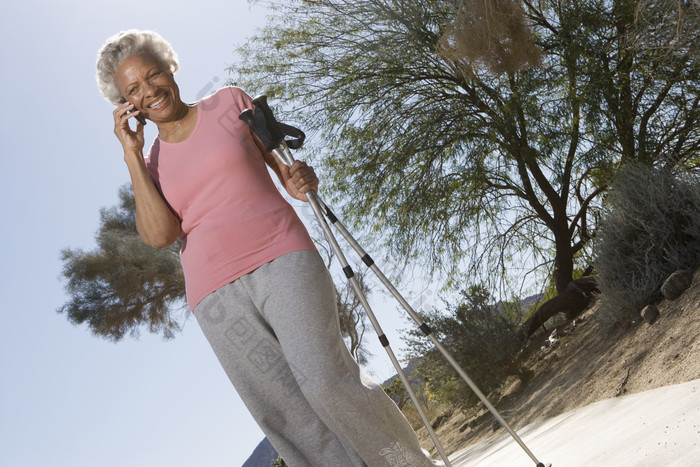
[96,29,179,105]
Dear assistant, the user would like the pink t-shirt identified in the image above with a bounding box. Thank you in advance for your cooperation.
[145,86,316,309]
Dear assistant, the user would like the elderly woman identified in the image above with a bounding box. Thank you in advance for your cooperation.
[96,30,438,467]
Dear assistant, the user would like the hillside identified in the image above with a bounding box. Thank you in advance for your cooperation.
[417,268,700,458]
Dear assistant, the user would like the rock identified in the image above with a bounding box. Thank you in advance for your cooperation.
[544,329,560,348]
[641,304,660,324]
[615,368,630,397]
[465,410,492,430]
[431,414,446,430]
[431,409,454,429]
[490,410,512,432]
[661,269,693,300]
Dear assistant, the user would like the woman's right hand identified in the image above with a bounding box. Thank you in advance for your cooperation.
[113,101,145,153]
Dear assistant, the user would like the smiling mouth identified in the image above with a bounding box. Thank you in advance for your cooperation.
[148,94,168,109]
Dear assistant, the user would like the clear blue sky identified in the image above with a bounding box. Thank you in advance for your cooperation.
[0,1,438,466]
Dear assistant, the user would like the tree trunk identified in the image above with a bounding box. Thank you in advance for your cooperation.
[553,237,575,294]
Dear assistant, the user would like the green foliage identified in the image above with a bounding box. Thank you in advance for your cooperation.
[403,285,526,407]
[382,371,445,430]
[594,164,700,329]
[272,456,288,467]
[382,377,410,411]
[234,0,699,294]
[58,185,186,341]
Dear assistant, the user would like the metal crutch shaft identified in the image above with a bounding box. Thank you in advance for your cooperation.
[270,145,453,467]
[315,197,545,466]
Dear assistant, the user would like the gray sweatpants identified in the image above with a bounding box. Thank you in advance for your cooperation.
[193,250,433,467]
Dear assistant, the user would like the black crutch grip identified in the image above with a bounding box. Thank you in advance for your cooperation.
[239,96,305,152]
[251,95,286,151]
[239,105,283,152]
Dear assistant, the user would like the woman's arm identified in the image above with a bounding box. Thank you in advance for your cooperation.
[124,150,182,248]
[114,102,182,248]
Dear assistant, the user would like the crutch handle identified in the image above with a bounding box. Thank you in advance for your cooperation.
[238,104,283,152]
[239,95,305,152]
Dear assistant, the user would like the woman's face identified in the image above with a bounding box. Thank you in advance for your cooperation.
[113,53,183,124]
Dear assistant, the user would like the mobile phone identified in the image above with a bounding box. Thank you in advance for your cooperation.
[119,98,147,126]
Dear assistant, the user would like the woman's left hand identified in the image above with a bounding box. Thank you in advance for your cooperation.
[281,160,319,202]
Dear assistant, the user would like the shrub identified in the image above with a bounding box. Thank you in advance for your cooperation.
[593,164,700,329]
[403,285,526,408]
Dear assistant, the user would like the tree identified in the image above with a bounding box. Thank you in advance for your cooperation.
[58,185,186,341]
[59,185,374,354]
[314,236,373,365]
[335,267,372,365]
[232,0,699,293]
[382,377,410,411]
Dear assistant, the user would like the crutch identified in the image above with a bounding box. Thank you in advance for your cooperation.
[240,96,551,467]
